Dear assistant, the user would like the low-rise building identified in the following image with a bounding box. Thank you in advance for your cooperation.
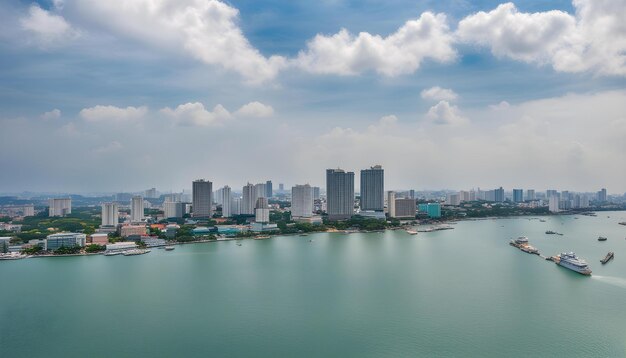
[141,237,167,247]
[45,233,86,251]
[91,233,109,245]
[106,242,137,251]
[394,198,416,219]
[121,225,147,238]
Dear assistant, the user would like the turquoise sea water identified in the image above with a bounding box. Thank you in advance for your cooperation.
[2,212,626,357]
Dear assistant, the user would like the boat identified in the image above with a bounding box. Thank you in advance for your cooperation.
[539,219,546,222]
[104,251,122,256]
[254,235,271,240]
[545,230,563,236]
[406,230,418,235]
[553,252,592,275]
[122,249,151,256]
[619,222,626,226]
[164,246,175,251]
[601,252,614,264]
[236,243,242,246]
[509,236,540,255]
[598,236,607,241]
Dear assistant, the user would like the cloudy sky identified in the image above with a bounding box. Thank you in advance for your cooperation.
[0,0,625,194]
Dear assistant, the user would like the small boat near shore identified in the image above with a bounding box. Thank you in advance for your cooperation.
[104,251,122,256]
[254,235,271,240]
[601,252,614,264]
[164,246,175,251]
[406,230,418,235]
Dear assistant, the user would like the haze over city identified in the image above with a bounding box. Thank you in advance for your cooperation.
[1,0,625,193]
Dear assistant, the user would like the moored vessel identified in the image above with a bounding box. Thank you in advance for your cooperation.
[164,246,175,251]
[122,249,151,256]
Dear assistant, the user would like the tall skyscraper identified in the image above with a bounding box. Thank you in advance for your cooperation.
[164,201,184,218]
[242,183,256,215]
[549,195,560,213]
[279,183,284,192]
[409,190,415,199]
[220,186,232,218]
[513,189,523,203]
[313,187,321,200]
[526,189,536,201]
[255,197,270,223]
[48,198,71,217]
[597,188,607,202]
[495,187,505,202]
[130,196,144,222]
[387,191,396,218]
[360,165,384,211]
[144,188,157,198]
[292,184,313,218]
[326,169,355,220]
[101,202,119,226]
[265,180,273,198]
[254,183,267,203]
[192,179,213,218]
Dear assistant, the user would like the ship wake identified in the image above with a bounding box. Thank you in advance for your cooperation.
[592,275,626,289]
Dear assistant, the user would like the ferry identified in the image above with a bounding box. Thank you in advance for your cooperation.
[164,246,175,251]
[553,252,592,275]
[122,249,151,256]
[601,252,614,264]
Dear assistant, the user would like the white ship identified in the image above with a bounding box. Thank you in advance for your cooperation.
[554,252,592,275]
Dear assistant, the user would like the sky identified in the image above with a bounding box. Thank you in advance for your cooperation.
[0,0,625,194]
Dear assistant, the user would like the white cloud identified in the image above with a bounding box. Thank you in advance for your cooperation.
[456,1,626,76]
[295,12,456,76]
[66,0,286,84]
[160,102,232,127]
[234,102,274,118]
[93,141,123,154]
[79,105,147,122]
[426,101,468,125]
[421,86,458,101]
[41,109,61,120]
[489,101,510,110]
[20,4,78,47]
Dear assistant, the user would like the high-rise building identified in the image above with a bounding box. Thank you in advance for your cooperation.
[387,191,396,218]
[360,165,384,211]
[549,195,560,213]
[446,193,460,206]
[101,202,119,227]
[597,188,607,202]
[513,189,523,203]
[192,179,213,218]
[242,183,256,215]
[48,198,72,217]
[495,187,505,202]
[526,189,536,201]
[409,190,415,199]
[254,183,267,203]
[326,168,355,220]
[164,201,183,218]
[292,184,313,218]
[255,197,270,223]
[459,191,470,202]
[144,188,157,198]
[546,190,558,198]
[265,180,273,198]
[130,196,144,222]
[231,197,242,216]
[313,187,321,200]
[394,198,416,218]
[278,183,284,192]
[220,186,232,218]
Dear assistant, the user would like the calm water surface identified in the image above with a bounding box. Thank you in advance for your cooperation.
[2,212,626,357]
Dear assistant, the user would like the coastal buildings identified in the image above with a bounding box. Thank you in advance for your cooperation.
[91,233,109,245]
[326,168,355,220]
[360,165,384,212]
[393,198,416,219]
[495,187,505,202]
[291,184,313,218]
[446,193,460,206]
[45,233,86,251]
[549,196,560,213]
[164,201,184,218]
[513,189,523,203]
[101,202,119,227]
[313,187,321,201]
[597,188,607,202]
[255,183,268,203]
[48,198,71,217]
[418,203,442,218]
[220,186,232,218]
[387,191,396,218]
[255,197,270,223]
[121,225,148,238]
[192,179,213,218]
[265,180,273,198]
[242,183,256,215]
[526,189,536,201]
[130,196,144,223]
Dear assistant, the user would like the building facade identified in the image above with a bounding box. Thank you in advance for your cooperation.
[49,198,72,217]
[192,179,213,218]
[394,198,416,219]
[291,184,313,218]
[513,189,524,203]
[130,196,144,223]
[45,233,86,251]
[101,202,119,227]
[326,169,355,220]
[360,165,384,211]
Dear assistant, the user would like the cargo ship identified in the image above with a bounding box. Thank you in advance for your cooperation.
[509,236,540,255]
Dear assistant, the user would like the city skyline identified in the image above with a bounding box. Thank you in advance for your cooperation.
[0,1,625,193]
